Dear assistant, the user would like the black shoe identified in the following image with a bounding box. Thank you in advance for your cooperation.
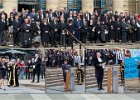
[31,81,34,83]
[36,81,39,83]
[100,88,105,90]
[98,88,101,91]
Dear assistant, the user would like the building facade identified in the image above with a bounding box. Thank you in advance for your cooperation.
[0,0,140,15]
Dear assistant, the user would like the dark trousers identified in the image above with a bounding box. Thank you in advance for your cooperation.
[36,69,40,82]
[0,31,7,45]
[122,31,127,42]
[137,29,140,41]
[61,34,66,46]
[51,33,57,47]
[28,72,32,79]
[32,69,36,82]
[75,30,80,41]
[32,68,40,82]
[13,32,19,45]
[95,69,104,89]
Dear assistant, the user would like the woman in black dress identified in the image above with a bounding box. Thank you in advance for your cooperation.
[0,57,7,90]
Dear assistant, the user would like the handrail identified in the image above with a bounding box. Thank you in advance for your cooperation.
[64,29,87,49]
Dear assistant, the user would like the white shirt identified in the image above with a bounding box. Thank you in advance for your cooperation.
[98,57,103,63]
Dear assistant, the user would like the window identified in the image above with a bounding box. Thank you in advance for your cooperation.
[0,0,3,9]
[67,0,82,12]
[39,0,46,10]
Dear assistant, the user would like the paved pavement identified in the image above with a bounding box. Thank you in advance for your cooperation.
[46,84,85,93]
[86,86,124,94]
[1,94,140,100]
[0,79,45,94]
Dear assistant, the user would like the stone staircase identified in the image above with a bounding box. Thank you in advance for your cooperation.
[86,66,123,89]
[45,66,123,89]
[46,67,85,87]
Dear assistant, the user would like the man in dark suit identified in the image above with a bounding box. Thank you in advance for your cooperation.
[0,14,8,46]
[121,18,128,43]
[32,54,42,83]
[13,15,21,46]
[85,11,91,26]
[29,8,36,20]
[74,15,83,41]
[50,17,59,47]
[39,9,46,21]
[94,52,106,90]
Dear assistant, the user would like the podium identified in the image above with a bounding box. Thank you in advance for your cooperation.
[66,70,70,92]
[112,66,119,93]
[107,64,120,93]
[70,68,75,91]
[65,68,75,92]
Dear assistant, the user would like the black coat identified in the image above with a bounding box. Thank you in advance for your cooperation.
[0,19,8,33]
[35,57,42,71]
[93,57,105,83]
[13,20,21,33]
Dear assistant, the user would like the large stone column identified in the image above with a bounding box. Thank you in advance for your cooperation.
[82,0,94,13]
[137,0,140,14]
[3,0,18,16]
[113,0,124,13]
[113,0,136,14]
[46,0,59,11]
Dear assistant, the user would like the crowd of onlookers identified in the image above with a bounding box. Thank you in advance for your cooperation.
[45,49,85,67]
[0,7,140,48]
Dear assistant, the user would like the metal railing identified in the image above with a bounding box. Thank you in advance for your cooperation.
[64,29,87,50]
